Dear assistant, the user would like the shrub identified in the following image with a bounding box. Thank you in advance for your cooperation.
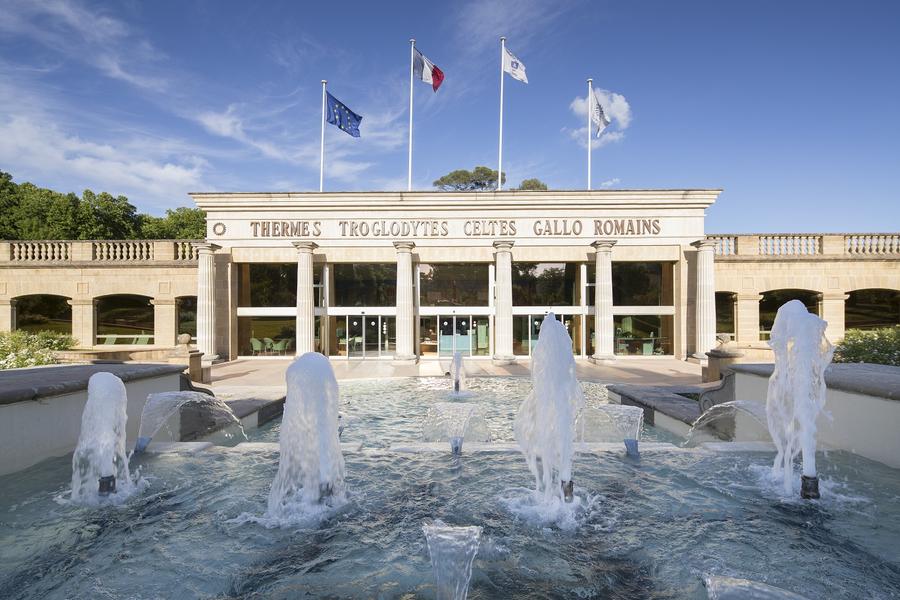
[0,330,75,369]
[834,326,900,367]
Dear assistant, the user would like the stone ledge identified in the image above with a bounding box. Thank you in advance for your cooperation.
[608,384,702,426]
[0,363,186,405]
[730,362,900,401]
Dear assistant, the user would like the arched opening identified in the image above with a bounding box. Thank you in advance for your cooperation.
[845,289,900,330]
[96,294,154,345]
[715,292,736,341]
[176,296,197,341]
[759,289,820,340]
[14,294,72,334]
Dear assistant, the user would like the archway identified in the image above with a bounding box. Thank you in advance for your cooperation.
[14,294,72,334]
[96,294,154,345]
[715,292,736,341]
[176,296,197,341]
[759,289,820,339]
[845,289,900,330]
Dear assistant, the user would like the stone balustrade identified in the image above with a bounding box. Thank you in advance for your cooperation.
[707,233,900,257]
[0,240,203,264]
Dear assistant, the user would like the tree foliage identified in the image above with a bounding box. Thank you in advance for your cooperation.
[433,166,506,191]
[0,171,206,240]
[517,178,548,190]
[834,326,900,366]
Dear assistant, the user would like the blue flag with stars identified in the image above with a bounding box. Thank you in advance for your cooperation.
[325,92,362,138]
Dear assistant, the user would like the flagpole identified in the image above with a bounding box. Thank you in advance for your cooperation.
[587,78,593,191]
[319,79,327,192]
[408,39,415,192]
[498,36,506,191]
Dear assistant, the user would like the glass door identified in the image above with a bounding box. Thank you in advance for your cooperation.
[438,315,473,357]
[348,316,364,358]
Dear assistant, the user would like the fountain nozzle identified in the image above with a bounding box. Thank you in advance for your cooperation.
[450,436,463,455]
[453,380,460,393]
[98,475,116,496]
[800,475,820,499]
[561,480,574,502]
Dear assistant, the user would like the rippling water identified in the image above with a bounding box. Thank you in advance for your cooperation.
[1,377,898,599]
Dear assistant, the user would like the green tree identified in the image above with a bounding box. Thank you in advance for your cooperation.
[432,166,506,191]
[517,178,548,191]
[12,183,79,239]
[140,207,206,239]
[75,190,140,239]
[0,171,20,239]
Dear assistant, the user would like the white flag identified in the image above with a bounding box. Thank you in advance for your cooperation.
[590,89,611,137]
[502,47,528,83]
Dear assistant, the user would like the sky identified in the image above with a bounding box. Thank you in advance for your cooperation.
[0,0,898,233]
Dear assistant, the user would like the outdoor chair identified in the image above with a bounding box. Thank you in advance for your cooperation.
[134,335,150,345]
[263,337,275,354]
[249,337,263,355]
[271,338,288,355]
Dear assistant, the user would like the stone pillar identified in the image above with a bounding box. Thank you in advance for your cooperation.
[820,292,849,344]
[393,241,417,363]
[192,242,220,360]
[293,241,318,355]
[734,293,761,343]
[492,241,515,363]
[590,240,616,362]
[69,298,96,348]
[691,240,717,360]
[152,298,177,347]
[0,298,16,333]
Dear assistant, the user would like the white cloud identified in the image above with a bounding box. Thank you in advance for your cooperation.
[0,117,207,210]
[600,177,620,188]
[567,87,632,149]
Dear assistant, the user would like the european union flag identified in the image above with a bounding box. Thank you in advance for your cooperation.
[326,92,362,138]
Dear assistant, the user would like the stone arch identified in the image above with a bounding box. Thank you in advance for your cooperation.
[759,288,822,339]
[845,288,900,330]
[12,294,72,335]
[95,293,155,345]
[715,291,737,340]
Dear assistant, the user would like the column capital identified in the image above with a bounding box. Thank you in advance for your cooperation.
[691,239,718,252]
[492,240,515,251]
[150,298,177,306]
[821,292,850,301]
[191,242,221,255]
[67,298,97,307]
[0,298,16,307]
[392,240,416,253]
[736,292,763,302]
[292,241,319,253]
[591,239,617,252]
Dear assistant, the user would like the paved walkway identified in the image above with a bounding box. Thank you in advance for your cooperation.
[210,357,701,399]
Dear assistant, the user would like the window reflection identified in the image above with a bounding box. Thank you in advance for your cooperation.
[419,263,489,306]
[512,263,579,306]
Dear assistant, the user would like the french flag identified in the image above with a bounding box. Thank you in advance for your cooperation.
[413,48,444,92]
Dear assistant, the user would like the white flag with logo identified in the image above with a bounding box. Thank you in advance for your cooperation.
[590,89,611,137]
[502,47,528,83]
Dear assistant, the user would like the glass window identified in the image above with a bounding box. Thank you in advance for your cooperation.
[612,262,674,306]
[419,316,438,357]
[472,317,490,356]
[513,263,579,306]
[419,263,489,306]
[333,264,396,307]
[614,315,673,355]
[237,264,323,307]
[238,317,295,355]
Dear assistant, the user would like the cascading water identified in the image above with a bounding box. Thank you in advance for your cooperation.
[422,520,482,600]
[449,351,467,395]
[422,402,491,454]
[134,391,246,453]
[575,404,644,456]
[684,400,771,446]
[765,300,834,498]
[70,372,137,505]
[266,352,346,523]
[514,312,584,503]
[704,575,809,599]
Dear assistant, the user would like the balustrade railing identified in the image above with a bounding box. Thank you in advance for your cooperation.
[9,241,71,262]
[758,234,821,255]
[708,235,737,256]
[93,240,154,261]
[174,240,198,261]
[845,234,900,255]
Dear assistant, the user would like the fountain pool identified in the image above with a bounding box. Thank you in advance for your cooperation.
[1,376,899,598]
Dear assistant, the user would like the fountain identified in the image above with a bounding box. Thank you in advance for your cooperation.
[266,352,346,523]
[514,312,584,503]
[684,400,771,446]
[422,402,491,454]
[704,575,809,599]
[765,300,834,498]
[70,372,135,504]
[134,391,246,453]
[449,351,467,395]
[575,404,644,457]
[422,520,482,600]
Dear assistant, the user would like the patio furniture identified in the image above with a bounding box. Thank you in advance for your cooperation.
[263,338,275,354]
[271,338,288,355]
[134,335,150,345]
[249,337,263,355]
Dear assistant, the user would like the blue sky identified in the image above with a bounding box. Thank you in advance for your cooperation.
[0,0,898,233]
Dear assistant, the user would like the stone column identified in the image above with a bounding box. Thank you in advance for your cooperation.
[820,292,849,344]
[590,240,616,362]
[393,241,417,363]
[492,241,515,363]
[0,298,16,333]
[69,298,96,348]
[152,298,177,347]
[691,240,717,360]
[192,242,220,360]
[735,293,762,343]
[293,241,318,355]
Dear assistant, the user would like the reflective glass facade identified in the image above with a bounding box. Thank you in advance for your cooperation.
[419,263,489,306]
